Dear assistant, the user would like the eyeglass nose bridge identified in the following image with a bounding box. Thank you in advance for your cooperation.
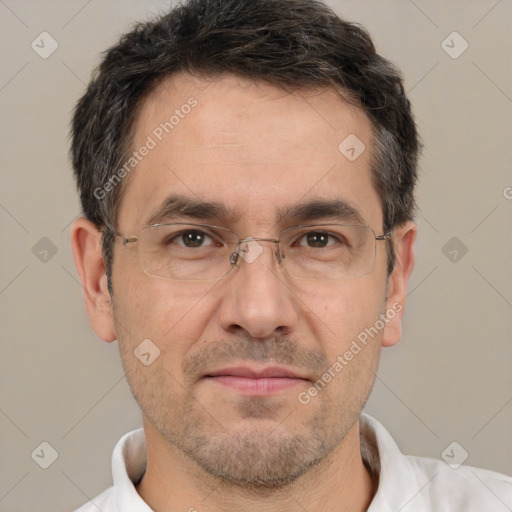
[229,236,284,266]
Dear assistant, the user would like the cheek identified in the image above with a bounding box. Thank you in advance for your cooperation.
[295,277,386,359]
[111,262,215,367]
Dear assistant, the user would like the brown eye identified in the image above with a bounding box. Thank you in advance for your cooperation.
[180,230,208,248]
[297,231,337,248]
[165,230,213,248]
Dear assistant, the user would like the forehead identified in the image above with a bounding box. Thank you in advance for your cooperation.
[117,72,381,231]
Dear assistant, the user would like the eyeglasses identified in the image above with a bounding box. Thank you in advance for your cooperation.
[115,222,391,281]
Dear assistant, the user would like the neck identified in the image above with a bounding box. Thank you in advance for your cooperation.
[136,417,376,512]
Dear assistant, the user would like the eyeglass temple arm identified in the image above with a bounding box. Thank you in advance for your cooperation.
[376,231,392,241]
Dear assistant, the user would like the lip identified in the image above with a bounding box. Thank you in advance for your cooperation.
[204,366,309,396]
[206,366,306,379]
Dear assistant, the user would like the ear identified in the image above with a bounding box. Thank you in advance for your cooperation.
[381,220,416,348]
[70,217,116,342]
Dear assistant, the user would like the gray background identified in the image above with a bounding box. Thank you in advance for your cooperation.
[0,1,511,511]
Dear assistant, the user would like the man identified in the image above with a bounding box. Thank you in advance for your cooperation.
[70,0,512,510]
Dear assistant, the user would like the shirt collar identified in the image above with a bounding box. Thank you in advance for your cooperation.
[360,413,422,512]
[112,427,152,511]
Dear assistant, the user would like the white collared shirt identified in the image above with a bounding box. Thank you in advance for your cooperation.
[74,413,512,511]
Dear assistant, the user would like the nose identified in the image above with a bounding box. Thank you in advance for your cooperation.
[218,240,299,339]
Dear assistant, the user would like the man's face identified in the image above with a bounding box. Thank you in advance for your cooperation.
[111,73,392,486]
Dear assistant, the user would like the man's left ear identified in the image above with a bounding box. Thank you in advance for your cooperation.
[381,220,417,348]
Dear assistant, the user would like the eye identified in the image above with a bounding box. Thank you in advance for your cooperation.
[170,229,215,248]
[296,231,340,249]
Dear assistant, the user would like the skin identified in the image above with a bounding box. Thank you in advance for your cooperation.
[71,73,416,512]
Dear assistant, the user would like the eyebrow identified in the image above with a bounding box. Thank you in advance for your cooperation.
[145,194,235,225]
[145,194,366,227]
[276,199,366,226]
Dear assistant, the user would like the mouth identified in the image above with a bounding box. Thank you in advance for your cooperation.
[203,366,310,396]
